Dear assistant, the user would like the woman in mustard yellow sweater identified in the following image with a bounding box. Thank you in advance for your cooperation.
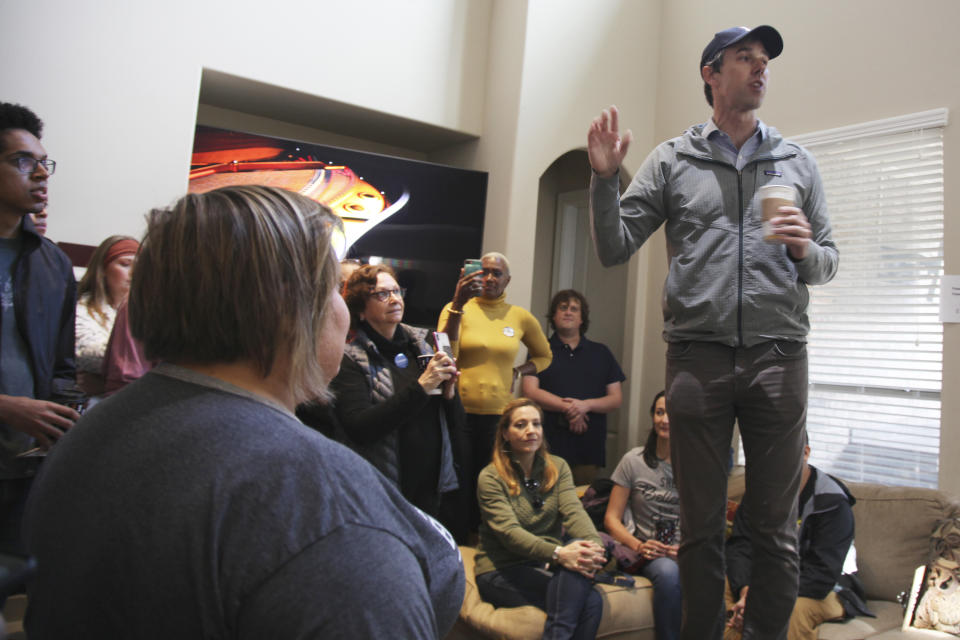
[439,252,552,531]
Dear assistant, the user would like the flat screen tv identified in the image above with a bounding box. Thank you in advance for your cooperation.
[188,125,487,327]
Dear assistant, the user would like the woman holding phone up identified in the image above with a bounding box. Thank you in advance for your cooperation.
[438,252,552,531]
[331,264,463,526]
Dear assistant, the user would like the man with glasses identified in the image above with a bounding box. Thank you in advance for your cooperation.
[587,26,838,640]
[0,102,80,556]
[521,289,624,486]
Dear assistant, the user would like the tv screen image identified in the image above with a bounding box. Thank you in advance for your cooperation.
[189,125,488,327]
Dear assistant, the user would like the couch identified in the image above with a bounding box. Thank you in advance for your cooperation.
[447,471,960,640]
[812,481,959,639]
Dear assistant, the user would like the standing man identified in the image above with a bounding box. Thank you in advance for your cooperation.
[522,289,624,485]
[0,103,80,554]
[587,26,838,640]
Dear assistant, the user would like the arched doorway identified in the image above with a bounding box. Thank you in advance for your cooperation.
[531,149,632,473]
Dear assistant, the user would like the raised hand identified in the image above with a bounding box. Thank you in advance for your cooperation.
[587,105,633,178]
[452,268,483,310]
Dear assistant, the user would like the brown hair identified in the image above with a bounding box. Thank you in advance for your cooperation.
[129,186,341,404]
[547,289,590,335]
[77,235,139,325]
[342,263,398,329]
[491,398,558,496]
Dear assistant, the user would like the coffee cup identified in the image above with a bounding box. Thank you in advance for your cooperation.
[758,184,796,241]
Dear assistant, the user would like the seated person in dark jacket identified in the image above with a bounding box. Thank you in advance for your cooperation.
[724,439,855,640]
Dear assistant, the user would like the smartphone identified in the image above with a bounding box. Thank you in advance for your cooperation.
[433,332,454,361]
[463,259,483,277]
[593,572,635,588]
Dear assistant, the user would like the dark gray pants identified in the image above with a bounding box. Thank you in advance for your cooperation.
[666,340,807,640]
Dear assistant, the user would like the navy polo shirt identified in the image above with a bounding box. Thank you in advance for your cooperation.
[537,333,625,466]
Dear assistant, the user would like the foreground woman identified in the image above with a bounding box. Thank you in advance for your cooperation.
[25,186,464,639]
[475,398,606,640]
[332,263,461,519]
[604,391,682,640]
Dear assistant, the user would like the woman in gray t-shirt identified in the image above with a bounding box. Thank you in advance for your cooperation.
[605,391,682,640]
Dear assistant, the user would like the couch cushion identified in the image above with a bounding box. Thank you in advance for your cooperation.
[453,546,656,640]
[846,483,960,602]
[818,600,904,639]
[865,629,957,639]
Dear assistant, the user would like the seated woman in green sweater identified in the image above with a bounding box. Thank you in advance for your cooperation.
[474,398,607,640]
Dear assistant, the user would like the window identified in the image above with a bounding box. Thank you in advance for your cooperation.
[792,109,947,488]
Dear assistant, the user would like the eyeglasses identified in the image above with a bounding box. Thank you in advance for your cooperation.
[369,287,406,302]
[8,155,56,176]
[523,478,543,510]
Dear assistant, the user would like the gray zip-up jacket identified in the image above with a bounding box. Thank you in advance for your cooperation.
[591,121,838,347]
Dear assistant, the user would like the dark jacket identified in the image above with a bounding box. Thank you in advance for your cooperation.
[332,323,461,496]
[727,466,855,600]
[9,216,78,403]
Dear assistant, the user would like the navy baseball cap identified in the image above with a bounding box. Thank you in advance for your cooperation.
[700,25,783,69]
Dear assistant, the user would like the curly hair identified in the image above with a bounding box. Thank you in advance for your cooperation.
[342,263,398,329]
[0,103,43,149]
[547,289,589,335]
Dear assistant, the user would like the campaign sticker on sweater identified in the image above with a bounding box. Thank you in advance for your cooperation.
[503,327,515,337]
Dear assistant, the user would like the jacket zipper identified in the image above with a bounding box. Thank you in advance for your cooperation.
[737,170,744,348]
[677,146,797,347]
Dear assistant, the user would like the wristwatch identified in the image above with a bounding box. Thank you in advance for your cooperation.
[552,546,562,562]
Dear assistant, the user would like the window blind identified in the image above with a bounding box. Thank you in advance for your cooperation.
[791,110,946,488]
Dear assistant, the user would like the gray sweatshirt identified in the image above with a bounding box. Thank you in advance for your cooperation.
[591,121,838,347]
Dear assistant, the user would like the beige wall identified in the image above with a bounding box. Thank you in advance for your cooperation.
[1,0,955,491]
[0,0,491,245]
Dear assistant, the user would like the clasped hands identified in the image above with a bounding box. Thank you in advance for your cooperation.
[726,585,749,632]
[561,398,590,434]
[554,540,607,579]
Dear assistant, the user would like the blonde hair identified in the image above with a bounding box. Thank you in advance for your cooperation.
[492,398,558,496]
[129,186,342,405]
[77,235,139,325]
